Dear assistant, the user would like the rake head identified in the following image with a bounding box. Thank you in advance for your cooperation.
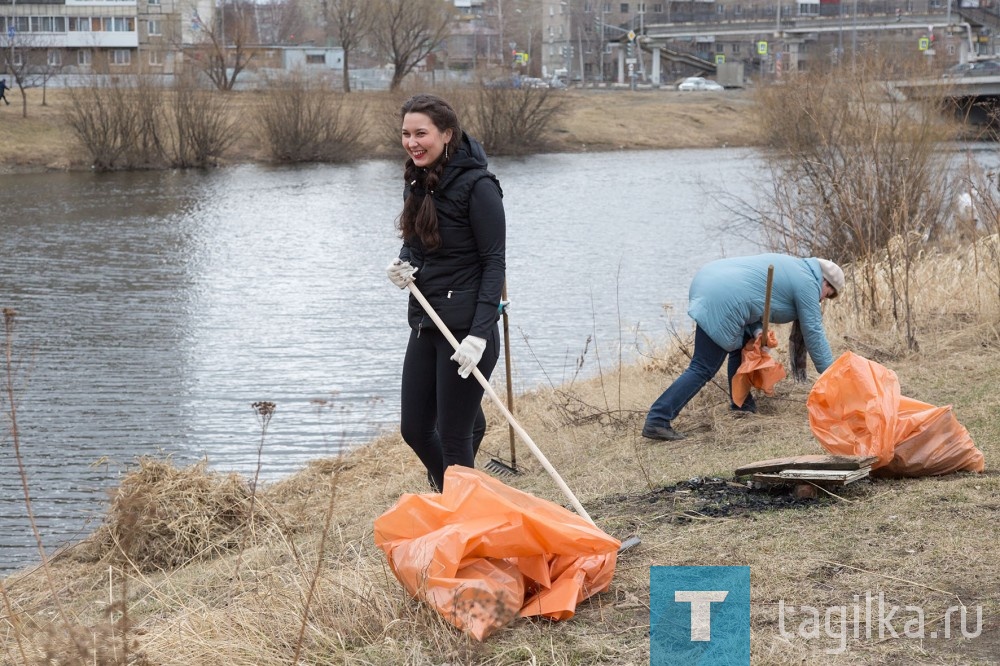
[483,456,520,477]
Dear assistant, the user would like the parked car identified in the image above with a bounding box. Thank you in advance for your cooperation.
[943,59,1000,78]
[521,77,549,89]
[677,76,725,91]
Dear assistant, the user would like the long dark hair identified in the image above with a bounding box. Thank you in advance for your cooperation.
[398,94,462,251]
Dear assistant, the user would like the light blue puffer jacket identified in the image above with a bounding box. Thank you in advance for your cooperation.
[687,253,835,373]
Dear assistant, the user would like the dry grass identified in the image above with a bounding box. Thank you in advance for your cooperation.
[0,86,758,174]
[1,240,998,664]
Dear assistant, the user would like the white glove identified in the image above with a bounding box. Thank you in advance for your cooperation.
[450,335,487,379]
[386,259,417,289]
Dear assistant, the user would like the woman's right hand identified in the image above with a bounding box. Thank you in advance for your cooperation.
[386,259,417,289]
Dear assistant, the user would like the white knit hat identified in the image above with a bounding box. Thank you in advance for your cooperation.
[816,259,845,298]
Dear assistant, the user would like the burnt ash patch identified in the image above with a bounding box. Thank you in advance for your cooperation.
[600,476,828,524]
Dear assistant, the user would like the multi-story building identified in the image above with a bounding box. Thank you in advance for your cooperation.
[0,0,219,77]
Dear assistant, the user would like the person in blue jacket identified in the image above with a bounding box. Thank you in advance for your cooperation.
[642,253,845,441]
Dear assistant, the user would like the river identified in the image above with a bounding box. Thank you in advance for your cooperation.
[0,148,763,572]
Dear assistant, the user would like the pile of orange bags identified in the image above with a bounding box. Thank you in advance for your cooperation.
[374,467,620,640]
[807,352,984,476]
[732,329,786,408]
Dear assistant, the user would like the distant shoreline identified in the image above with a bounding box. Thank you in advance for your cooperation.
[0,87,759,175]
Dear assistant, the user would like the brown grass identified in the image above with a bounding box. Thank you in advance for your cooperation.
[1,239,998,664]
[0,86,759,174]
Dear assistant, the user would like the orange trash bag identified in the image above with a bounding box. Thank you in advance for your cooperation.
[374,467,620,641]
[807,352,984,477]
[732,329,787,408]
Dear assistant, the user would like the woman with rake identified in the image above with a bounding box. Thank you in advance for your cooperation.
[386,94,506,492]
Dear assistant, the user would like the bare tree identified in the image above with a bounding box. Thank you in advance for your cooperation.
[255,0,310,44]
[191,0,259,91]
[370,0,454,91]
[32,49,66,106]
[320,0,373,93]
[0,27,39,117]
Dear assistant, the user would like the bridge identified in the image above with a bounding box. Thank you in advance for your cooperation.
[611,7,1000,85]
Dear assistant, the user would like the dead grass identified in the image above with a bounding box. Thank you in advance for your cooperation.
[0,239,997,664]
[0,87,757,174]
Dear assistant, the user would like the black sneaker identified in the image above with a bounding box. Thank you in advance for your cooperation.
[641,424,686,441]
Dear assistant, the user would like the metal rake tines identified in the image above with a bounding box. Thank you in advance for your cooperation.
[483,457,520,476]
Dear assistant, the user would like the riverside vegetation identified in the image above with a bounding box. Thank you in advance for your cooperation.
[2,58,999,664]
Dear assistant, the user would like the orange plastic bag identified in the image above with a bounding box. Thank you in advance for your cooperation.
[807,352,984,476]
[374,467,620,640]
[732,330,786,408]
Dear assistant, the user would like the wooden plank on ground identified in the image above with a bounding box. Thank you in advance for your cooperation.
[735,454,878,476]
[752,467,871,487]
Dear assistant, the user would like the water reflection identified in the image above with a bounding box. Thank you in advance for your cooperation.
[0,149,761,571]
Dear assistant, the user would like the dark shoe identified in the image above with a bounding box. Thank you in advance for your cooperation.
[641,424,686,441]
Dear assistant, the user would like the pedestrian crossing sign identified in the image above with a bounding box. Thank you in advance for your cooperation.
[757,41,768,55]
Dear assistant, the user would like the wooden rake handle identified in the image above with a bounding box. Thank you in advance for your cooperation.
[501,282,516,469]
[761,264,775,342]
[406,281,595,526]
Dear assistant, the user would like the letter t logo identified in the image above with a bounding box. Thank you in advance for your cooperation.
[675,591,729,641]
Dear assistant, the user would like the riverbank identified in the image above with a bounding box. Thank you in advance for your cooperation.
[0,87,758,174]
[2,239,998,664]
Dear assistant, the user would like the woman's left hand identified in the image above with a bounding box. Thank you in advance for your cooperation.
[450,336,487,378]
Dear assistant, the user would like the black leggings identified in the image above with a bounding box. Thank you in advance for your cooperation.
[400,325,500,491]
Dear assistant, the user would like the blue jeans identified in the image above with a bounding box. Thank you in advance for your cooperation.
[645,325,755,427]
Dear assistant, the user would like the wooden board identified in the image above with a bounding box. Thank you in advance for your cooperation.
[735,454,878,477]
[752,467,871,487]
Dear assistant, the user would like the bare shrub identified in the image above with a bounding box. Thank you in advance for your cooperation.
[749,54,960,347]
[468,85,565,156]
[256,73,368,163]
[64,79,141,171]
[168,76,242,168]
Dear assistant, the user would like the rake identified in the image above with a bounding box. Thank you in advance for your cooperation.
[406,282,641,553]
[483,281,521,477]
[406,281,595,524]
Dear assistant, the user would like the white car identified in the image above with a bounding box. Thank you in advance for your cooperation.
[677,77,725,92]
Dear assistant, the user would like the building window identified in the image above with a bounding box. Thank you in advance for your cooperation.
[147,19,161,36]
[32,17,66,33]
[47,50,61,66]
[148,0,160,4]
[306,54,325,64]
[620,3,629,12]
[13,17,29,33]
[733,43,740,53]
[653,3,662,10]
[149,50,162,66]
[716,43,724,53]
[12,50,23,66]
[102,17,134,32]
[78,49,92,66]
[69,17,92,31]
[735,4,742,15]
[110,49,131,65]
[717,4,724,13]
